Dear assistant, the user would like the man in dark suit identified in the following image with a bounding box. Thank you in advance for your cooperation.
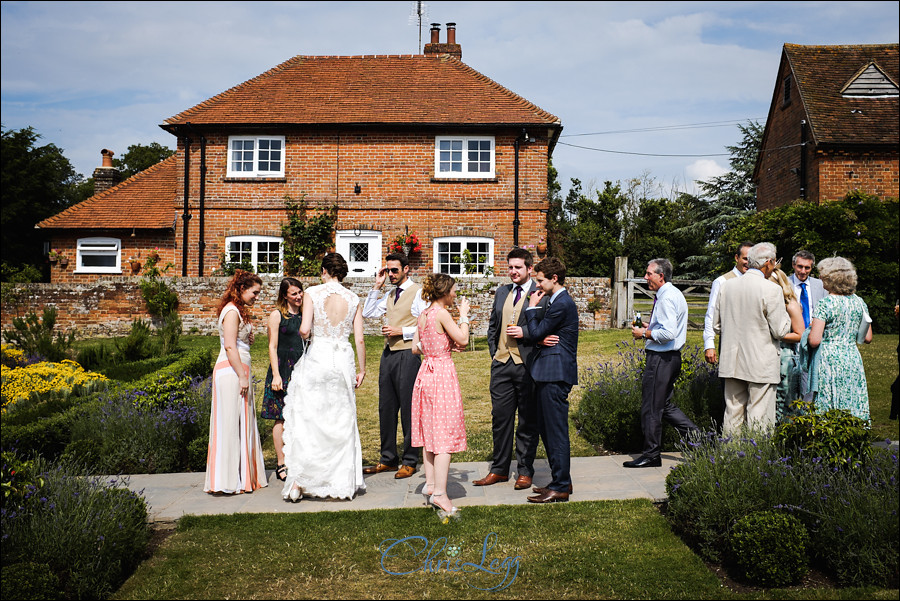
[523,257,579,503]
[474,247,543,490]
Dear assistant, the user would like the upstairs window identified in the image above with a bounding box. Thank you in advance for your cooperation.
[75,237,121,274]
[782,74,792,106]
[434,136,495,178]
[225,235,283,275]
[227,136,285,177]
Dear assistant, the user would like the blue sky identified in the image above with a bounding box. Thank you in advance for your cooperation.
[2,1,897,196]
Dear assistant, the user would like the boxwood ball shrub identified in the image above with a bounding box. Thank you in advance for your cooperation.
[730,510,809,587]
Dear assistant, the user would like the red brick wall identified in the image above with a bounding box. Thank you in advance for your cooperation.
[171,130,550,277]
[816,148,900,201]
[45,231,176,285]
[755,63,808,211]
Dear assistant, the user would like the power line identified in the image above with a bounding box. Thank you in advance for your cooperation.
[561,118,767,138]
[556,140,805,159]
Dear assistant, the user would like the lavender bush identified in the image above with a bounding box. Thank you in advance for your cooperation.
[666,430,899,587]
[574,340,723,453]
[1,454,150,599]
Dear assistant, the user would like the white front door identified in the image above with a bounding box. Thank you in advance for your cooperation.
[336,230,382,277]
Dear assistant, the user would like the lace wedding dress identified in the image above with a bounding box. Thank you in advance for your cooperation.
[281,281,366,500]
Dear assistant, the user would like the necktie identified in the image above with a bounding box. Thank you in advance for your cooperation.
[514,285,522,305]
[800,283,810,328]
[394,287,402,303]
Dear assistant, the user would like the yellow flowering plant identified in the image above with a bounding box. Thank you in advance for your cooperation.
[1,359,108,413]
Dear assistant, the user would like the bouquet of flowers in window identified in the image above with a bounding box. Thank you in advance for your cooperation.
[389,231,422,255]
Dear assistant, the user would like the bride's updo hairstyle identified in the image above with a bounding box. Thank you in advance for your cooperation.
[422,273,456,302]
[321,253,349,281]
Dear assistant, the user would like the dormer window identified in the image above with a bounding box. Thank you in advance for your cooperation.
[227,136,285,177]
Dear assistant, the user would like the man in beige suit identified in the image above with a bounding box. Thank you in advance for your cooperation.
[714,242,792,434]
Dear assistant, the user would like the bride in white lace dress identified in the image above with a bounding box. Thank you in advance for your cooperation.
[282,254,367,501]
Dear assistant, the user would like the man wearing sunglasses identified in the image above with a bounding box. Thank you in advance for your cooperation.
[362,252,429,478]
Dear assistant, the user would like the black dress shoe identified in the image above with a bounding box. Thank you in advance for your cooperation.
[623,455,662,468]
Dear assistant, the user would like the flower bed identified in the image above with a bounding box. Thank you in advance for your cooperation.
[2,359,108,413]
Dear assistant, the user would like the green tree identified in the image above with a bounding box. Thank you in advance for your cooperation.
[545,159,566,259]
[113,142,174,179]
[1,126,85,278]
[560,179,625,277]
[677,120,763,277]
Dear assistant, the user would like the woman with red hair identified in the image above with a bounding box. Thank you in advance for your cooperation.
[204,270,268,494]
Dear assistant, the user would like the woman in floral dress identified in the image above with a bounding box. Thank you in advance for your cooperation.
[411,273,470,522]
[808,257,873,421]
[263,277,304,482]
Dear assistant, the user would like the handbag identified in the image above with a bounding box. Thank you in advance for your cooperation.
[856,307,872,344]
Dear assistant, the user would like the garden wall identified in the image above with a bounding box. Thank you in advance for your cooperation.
[1,276,611,338]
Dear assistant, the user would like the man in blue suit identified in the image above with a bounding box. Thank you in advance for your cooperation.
[523,257,579,503]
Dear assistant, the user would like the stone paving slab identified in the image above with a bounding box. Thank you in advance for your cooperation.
[123,455,680,522]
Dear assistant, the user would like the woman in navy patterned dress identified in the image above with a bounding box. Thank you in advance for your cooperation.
[263,277,305,481]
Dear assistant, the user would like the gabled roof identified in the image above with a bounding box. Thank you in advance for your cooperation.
[37,156,177,230]
[784,43,899,145]
[161,55,561,129]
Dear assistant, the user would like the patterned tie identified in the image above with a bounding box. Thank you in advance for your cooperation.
[394,286,402,303]
[800,283,810,328]
[514,285,522,305]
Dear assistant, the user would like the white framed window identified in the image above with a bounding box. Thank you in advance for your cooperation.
[226,235,283,275]
[227,136,285,177]
[434,236,494,276]
[434,136,495,178]
[75,237,121,274]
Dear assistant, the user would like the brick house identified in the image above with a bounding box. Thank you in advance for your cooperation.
[37,24,562,284]
[754,43,898,211]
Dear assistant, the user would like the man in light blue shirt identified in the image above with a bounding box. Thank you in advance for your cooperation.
[626,258,698,468]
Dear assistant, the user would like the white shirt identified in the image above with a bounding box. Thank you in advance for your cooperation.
[703,266,743,350]
[362,279,428,341]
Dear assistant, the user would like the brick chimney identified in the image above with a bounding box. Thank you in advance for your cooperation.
[424,22,462,60]
[93,149,120,194]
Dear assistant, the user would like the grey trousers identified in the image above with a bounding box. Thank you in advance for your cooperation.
[488,359,539,477]
[641,350,698,459]
[377,347,421,467]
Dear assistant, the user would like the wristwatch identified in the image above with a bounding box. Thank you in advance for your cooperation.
[644,328,651,340]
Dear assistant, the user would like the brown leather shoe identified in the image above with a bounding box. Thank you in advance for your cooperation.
[473,473,509,486]
[527,489,569,503]
[363,463,398,475]
[513,475,533,490]
[532,484,573,495]
[395,465,417,479]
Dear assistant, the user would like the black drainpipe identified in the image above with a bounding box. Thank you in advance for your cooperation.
[181,131,192,277]
[513,135,521,247]
[799,120,807,202]
[198,134,207,276]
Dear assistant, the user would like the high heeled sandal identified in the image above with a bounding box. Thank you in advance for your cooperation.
[423,485,435,505]
[275,464,287,481]
[429,493,460,523]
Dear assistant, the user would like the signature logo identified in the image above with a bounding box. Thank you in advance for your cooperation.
[379,532,520,591]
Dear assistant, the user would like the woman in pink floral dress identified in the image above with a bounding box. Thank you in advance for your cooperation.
[411,273,470,522]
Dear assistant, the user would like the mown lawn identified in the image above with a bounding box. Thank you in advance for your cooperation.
[176,330,899,464]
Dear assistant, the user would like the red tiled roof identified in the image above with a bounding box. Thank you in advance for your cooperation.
[162,55,561,128]
[785,43,899,145]
[37,156,177,229]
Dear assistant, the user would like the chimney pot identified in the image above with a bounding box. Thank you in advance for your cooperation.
[430,23,440,44]
[446,22,456,45]
[101,148,114,168]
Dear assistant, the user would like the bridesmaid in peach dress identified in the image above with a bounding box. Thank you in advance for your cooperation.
[204,270,268,495]
[411,273,470,522]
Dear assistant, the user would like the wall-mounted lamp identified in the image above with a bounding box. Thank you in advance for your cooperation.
[847,170,855,179]
[790,167,801,176]
[354,183,362,195]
